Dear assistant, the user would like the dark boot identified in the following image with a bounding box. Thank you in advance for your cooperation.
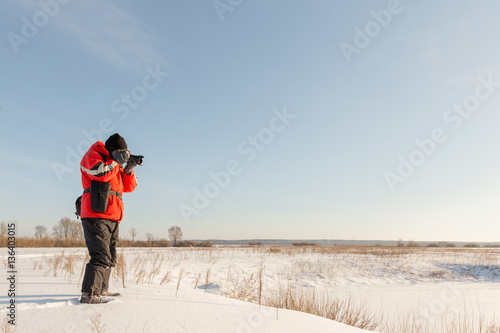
[80,293,108,304]
[101,291,122,297]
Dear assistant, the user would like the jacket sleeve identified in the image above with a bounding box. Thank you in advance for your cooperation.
[81,155,121,182]
[121,169,137,193]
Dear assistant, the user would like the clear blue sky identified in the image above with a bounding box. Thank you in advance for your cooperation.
[2,0,500,242]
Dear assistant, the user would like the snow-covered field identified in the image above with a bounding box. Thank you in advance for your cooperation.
[1,246,499,332]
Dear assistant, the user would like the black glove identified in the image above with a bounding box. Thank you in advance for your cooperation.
[124,159,138,174]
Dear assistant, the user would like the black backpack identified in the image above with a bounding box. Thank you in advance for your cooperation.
[75,196,82,219]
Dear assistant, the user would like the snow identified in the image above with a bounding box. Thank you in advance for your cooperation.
[1,247,499,332]
[9,287,367,333]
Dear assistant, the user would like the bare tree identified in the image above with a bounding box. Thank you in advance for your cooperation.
[53,217,83,242]
[407,240,420,247]
[168,226,183,246]
[35,225,48,240]
[53,217,71,241]
[0,222,7,240]
[146,233,155,246]
[0,222,7,246]
[69,220,84,242]
[129,228,137,242]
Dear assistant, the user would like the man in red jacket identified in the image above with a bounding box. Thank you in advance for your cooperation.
[79,133,138,304]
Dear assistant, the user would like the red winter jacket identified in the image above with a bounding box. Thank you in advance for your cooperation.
[80,141,137,222]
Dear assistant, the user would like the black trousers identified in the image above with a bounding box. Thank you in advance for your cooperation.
[81,218,119,295]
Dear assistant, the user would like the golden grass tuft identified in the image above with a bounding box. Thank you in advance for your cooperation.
[89,313,106,333]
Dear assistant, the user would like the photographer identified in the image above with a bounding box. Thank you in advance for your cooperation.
[79,133,140,304]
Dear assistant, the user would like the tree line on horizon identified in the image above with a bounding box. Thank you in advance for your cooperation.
[1,220,497,248]
[0,219,213,248]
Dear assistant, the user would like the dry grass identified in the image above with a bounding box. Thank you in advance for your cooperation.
[265,283,381,330]
[2,318,14,333]
[220,268,258,302]
[262,245,500,258]
[204,268,212,293]
[131,254,148,284]
[258,264,264,307]
[157,246,498,332]
[89,313,106,333]
[15,236,85,248]
[268,247,281,253]
[35,246,499,333]
[428,270,447,279]
[193,272,202,289]
[114,252,127,288]
[46,251,64,277]
[1,258,7,270]
[438,304,500,333]
[62,253,79,282]
[379,306,500,333]
[380,309,429,333]
[160,271,171,285]
[134,268,147,284]
[176,268,186,298]
[38,250,85,282]
[146,265,161,285]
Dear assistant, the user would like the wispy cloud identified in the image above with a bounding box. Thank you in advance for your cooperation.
[0,149,52,170]
[0,168,55,190]
[12,0,168,72]
[0,149,56,190]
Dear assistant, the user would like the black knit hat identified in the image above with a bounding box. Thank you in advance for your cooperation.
[105,133,128,152]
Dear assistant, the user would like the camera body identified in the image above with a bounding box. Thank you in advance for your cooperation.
[129,154,144,165]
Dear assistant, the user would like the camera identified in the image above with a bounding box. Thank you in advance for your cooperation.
[130,154,144,165]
